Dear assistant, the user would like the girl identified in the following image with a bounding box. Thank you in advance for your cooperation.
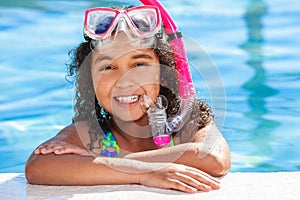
[25,2,230,193]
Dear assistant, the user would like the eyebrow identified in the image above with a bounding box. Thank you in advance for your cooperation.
[94,53,153,64]
[131,53,153,60]
[94,56,113,64]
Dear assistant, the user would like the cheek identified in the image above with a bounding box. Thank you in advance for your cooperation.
[144,83,160,101]
[128,64,160,86]
[94,77,113,106]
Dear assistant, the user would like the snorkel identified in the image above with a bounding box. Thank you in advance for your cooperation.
[140,0,196,146]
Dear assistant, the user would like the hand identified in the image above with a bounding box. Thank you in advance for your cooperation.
[138,163,220,193]
[34,140,90,156]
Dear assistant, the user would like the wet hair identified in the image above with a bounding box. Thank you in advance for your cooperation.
[67,29,213,149]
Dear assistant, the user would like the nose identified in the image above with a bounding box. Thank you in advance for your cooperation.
[115,68,136,89]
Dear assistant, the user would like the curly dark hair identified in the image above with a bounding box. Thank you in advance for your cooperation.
[67,32,213,150]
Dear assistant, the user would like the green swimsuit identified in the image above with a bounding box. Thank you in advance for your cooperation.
[100,129,174,157]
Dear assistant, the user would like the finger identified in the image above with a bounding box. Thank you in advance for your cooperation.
[54,148,72,154]
[40,144,66,154]
[174,172,212,192]
[53,146,79,155]
[34,141,69,155]
[35,141,89,156]
[35,145,51,154]
[185,169,220,190]
[168,178,198,193]
[54,145,90,156]
[35,141,61,153]
[74,148,90,156]
[35,144,48,153]
[34,148,41,154]
[186,166,221,183]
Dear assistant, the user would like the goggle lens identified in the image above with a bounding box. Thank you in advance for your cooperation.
[86,10,116,35]
[128,8,158,33]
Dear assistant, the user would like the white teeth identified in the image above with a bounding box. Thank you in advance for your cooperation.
[115,95,139,104]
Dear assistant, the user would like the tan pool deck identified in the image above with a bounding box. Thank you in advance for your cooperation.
[1,172,299,199]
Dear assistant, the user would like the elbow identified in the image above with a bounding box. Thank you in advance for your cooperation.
[195,148,231,177]
[179,142,231,177]
[209,137,231,177]
[25,161,37,184]
[190,153,231,177]
[210,155,231,177]
[25,165,36,184]
[25,155,44,185]
[209,144,231,177]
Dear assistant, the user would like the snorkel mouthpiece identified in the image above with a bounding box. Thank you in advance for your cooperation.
[145,95,170,146]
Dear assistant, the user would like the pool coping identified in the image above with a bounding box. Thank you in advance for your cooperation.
[1,172,300,199]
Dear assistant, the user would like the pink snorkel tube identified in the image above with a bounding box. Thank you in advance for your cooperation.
[140,0,196,146]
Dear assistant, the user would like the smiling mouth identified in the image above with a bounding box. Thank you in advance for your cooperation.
[114,95,140,104]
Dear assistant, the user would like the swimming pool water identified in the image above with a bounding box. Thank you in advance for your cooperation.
[0,0,299,173]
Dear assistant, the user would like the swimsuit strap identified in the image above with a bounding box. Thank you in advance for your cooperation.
[100,129,174,157]
[100,130,120,157]
[169,134,174,147]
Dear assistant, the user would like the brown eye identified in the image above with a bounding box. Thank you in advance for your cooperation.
[135,62,149,68]
[99,65,114,71]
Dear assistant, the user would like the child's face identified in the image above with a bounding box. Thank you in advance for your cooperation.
[91,43,160,122]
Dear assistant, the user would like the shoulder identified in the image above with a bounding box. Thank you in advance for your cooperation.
[48,121,92,148]
[176,120,213,144]
[173,99,214,144]
[176,120,227,156]
[193,121,222,143]
[191,98,213,128]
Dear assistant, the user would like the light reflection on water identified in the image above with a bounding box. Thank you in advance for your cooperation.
[0,0,299,172]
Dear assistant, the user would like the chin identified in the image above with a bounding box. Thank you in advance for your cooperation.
[113,110,147,123]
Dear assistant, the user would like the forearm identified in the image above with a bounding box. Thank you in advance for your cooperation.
[124,122,231,176]
[25,152,221,193]
[124,138,231,176]
[25,153,140,185]
[123,143,212,171]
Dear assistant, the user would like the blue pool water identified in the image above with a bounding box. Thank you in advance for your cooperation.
[0,0,299,173]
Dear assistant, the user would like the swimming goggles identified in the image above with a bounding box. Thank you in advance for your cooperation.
[83,5,162,42]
